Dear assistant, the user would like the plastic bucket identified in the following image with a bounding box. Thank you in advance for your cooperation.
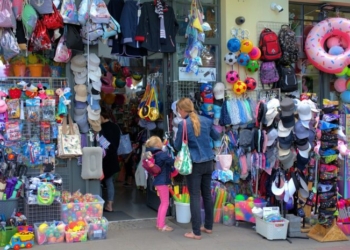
[28,64,43,77]
[12,64,26,77]
[175,202,191,223]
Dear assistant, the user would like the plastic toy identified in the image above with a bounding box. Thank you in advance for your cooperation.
[86,217,108,240]
[223,203,235,226]
[233,81,247,95]
[36,84,47,99]
[240,39,253,53]
[4,226,34,250]
[65,220,87,243]
[35,221,65,245]
[246,60,259,73]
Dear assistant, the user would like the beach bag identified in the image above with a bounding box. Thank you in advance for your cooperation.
[216,137,232,171]
[12,0,24,20]
[60,0,79,25]
[29,0,53,14]
[78,0,90,25]
[0,0,16,28]
[29,19,52,51]
[57,115,82,158]
[174,119,192,175]
[64,24,84,51]
[80,20,104,44]
[259,28,282,61]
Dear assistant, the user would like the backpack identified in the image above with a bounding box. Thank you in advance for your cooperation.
[278,25,299,65]
[259,61,279,86]
[274,65,298,93]
[259,28,282,61]
[142,151,162,177]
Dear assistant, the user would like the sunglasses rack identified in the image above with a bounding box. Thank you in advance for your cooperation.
[307,100,348,242]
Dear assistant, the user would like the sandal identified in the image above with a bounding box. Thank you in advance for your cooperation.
[158,225,174,232]
[200,227,212,234]
[184,232,201,240]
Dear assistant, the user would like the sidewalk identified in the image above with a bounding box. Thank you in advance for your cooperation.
[36,218,349,250]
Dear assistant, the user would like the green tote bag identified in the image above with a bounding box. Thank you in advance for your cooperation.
[174,119,193,175]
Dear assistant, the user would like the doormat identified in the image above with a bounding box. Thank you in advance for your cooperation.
[103,211,134,221]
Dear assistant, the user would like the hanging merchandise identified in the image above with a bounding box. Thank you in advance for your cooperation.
[0,0,16,28]
[278,24,299,65]
[80,20,104,45]
[174,119,193,175]
[258,28,282,61]
[60,0,79,25]
[29,19,52,52]
[42,4,64,30]
[0,29,20,61]
[90,0,111,24]
[78,0,90,26]
[54,35,72,63]
[29,0,53,15]
[57,115,82,159]
[64,24,84,52]
[12,0,24,20]
[216,136,233,171]
[102,17,121,41]
[21,3,38,40]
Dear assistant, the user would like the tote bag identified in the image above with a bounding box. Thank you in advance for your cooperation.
[215,136,232,171]
[117,126,132,155]
[174,119,192,175]
[57,115,82,158]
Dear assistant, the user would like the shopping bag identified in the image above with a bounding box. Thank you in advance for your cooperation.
[57,115,82,158]
[117,125,132,155]
[215,136,232,171]
[174,119,192,175]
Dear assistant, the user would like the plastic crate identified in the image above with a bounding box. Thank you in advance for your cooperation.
[255,217,289,240]
[0,199,18,220]
[61,195,104,223]
[86,217,109,240]
[34,221,65,245]
[24,199,62,225]
[65,230,88,243]
[0,226,18,247]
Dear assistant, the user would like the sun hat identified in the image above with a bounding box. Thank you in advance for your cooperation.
[297,102,312,121]
[278,150,296,170]
[71,54,87,72]
[266,98,280,115]
[271,172,286,196]
[267,128,278,146]
[278,120,293,137]
[298,142,311,158]
[288,177,296,199]
[88,53,100,71]
[213,82,225,100]
[74,74,87,84]
[278,131,293,149]
[88,84,101,100]
[301,99,320,113]
[280,98,295,116]
[73,68,88,78]
[75,113,89,133]
[265,109,279,127]
[89,67,102,82]
[88,118,101,132]
[74,85,87,102]
[280,114,295,128]
[294,120,309,139]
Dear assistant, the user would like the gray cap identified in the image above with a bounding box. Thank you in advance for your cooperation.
[278,150,296,170]
[280,98,295,117]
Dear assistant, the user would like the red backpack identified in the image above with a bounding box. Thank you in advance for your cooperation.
[259,28,282,61]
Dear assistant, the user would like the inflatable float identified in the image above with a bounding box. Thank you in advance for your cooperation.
[305,17,350,74]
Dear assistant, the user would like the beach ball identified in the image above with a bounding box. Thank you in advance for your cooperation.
[224,52,238,65]
[244,77,257,91]
[237,53,250,66]
[240,39,253,53]
[334,78,347,92]
[329,46,344,55]
[335,67,348,77]
[248,46,261,60]
[246,60,259,73]
[326,36,340,49]
[233,80,247,95]
[340,90,350,103]
[226,70,239,84]
[227,38,241,53]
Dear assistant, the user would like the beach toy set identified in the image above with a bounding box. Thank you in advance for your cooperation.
[64,220,88,243]
[61,190,104,223]
[86,217,109,240]
[170,186,191,223]
[34,221,66,245]
[235,195,267,224]
[169,185,190,203]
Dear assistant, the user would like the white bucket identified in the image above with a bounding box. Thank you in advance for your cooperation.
[175,202,191,223]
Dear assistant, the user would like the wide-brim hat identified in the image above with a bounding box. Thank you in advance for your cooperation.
[89,67,102,82]
[88,118,101,132]
[87,105,101,120]
[88,53,100,71]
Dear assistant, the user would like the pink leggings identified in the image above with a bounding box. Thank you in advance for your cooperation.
[156,185,169,229]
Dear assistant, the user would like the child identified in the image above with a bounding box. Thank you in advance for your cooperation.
[145,136,175,232]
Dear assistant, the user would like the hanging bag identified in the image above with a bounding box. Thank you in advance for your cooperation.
[138,84,152,119]
[78,0,90,25]
[90,0,111,24]
[29,0,53,14]
[60,0,79,25]
[174,119,193,175]
[215,136,232,171]
[57,115,82,158]
[54,35,72,63]
[0,29,20,61]
[0,0,16,28]
[117,126,133,155]
[102,16,120,40]
[29,19,52,51]
[21,3,38,39]
[148,82,159,121]
[42,4,64,30]
[64,24,84,51]
[80,20,104,44]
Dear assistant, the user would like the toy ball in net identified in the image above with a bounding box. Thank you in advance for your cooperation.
[227,38,241,53]
[224,52,238,65]
[233,80,247,95]
[237,53,250,66]
[240,39,254,53]
[246,60,259,73]
[244,77,257,91]
[226,70,239,84]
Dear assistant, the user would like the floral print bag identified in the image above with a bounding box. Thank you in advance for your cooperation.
[57,115,82,158]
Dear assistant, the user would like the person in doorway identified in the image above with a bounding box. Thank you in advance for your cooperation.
[174,97,220,240]
[145,136,175,232]
[100,109,121,212]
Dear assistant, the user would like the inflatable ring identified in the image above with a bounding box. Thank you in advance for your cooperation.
[305,17,350,74]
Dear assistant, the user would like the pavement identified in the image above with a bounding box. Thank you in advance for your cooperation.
[34,218,350,250]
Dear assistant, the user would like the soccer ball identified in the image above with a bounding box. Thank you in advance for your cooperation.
[233,80,247,95]
[244,77,257,91]
[226,70,239,84]
[246,60,259,73]
[237,53,250,66]
[224,52,238,65]
[227,38,241,53]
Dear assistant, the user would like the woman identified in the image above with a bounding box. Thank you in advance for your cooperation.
[174,98,220,240]
[100,109,121,212]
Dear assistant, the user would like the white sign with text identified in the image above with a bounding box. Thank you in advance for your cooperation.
[179,67,216,81]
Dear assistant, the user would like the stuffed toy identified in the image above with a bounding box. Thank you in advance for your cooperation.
[200,83,214,118]
[55,87,71,116]
[36,83,48,99]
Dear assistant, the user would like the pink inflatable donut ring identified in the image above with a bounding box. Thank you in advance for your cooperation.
[305,17,350,74]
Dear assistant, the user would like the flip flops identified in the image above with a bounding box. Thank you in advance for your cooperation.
[200,227,212,234]
[184,232,201,240]
[158,225,174,232]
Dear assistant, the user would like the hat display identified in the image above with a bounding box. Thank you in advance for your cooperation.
[301,99,320,113]
[89,67,102,82]
[278,132,293,149]
[92,81,102,92]
[298,142,311,158]
[74,100,88,109]
[88,53,100,71]
[74,74,87,85]
[278,120,293,137]
[71,54,87,72]
[267,128,278,146]
[271,173,286,196]
[278,142,290,157]
[213,82,225,100]
[294,120,309,139]
[75,113,89,134]
[74,85,87,102]
[297,102,312,121]
[280,114,295,128]
[87,105,101,120]
[266,98,280,115]
[278,150,296,170]
[295,137,309,151]
[280,98,295,117]
[265,109,279,127]
[88,118,101,132]
[87,94,101,110]
[74,107,87,121]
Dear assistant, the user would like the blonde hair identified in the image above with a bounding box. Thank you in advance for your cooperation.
[177,98,201,137]
[145,136,163,148]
